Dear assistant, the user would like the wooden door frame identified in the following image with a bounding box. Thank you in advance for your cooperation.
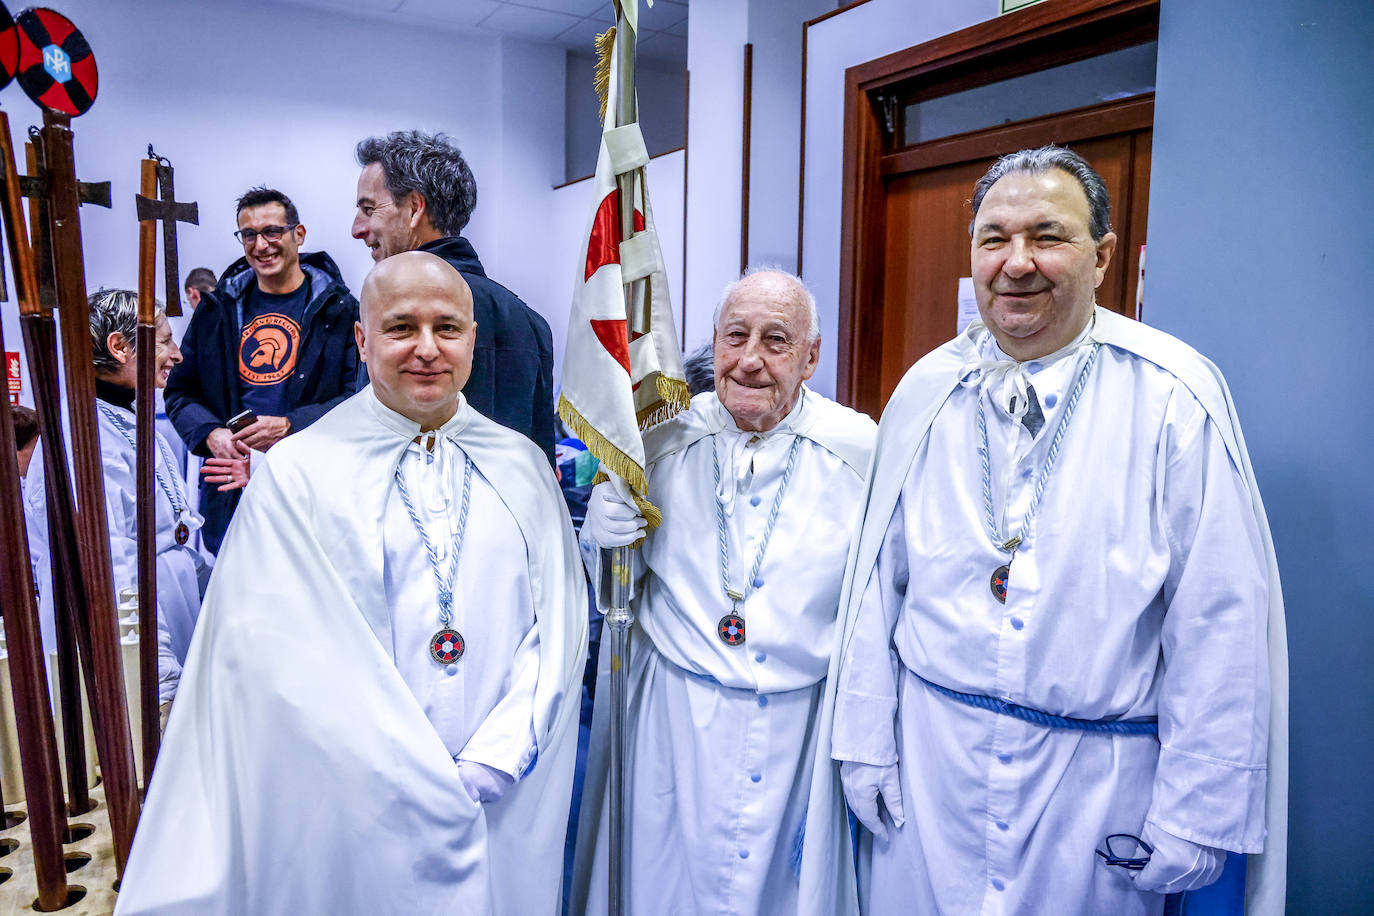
[837,0,1160,405]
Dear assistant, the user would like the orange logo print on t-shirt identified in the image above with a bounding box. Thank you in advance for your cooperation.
[239,313,301,386]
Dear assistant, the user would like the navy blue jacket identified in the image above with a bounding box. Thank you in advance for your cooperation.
[165,250,359,552]
[359,236,556,466]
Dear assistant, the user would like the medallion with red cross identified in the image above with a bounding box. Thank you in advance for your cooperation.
[717,613,746,647]
[430,628,466,665]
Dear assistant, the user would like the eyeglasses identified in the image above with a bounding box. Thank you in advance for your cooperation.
[1095,834,1153,871]
[234,224,298,245]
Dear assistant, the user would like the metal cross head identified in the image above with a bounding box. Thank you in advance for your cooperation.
[17,174,111,207]
[8,133,112,309]
[135,148,198,318]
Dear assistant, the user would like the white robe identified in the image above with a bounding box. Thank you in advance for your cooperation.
[572,388,876,915]
[801,309,1288,916]
[115,388,588,915]
[21,402,209,702]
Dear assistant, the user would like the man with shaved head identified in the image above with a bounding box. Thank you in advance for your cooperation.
[121,251,587,914]
[572,268,877,914]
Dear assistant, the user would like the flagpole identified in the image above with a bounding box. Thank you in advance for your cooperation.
[606,3,640,914]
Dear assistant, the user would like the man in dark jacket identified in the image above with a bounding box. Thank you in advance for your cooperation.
[165,187,359,552]
[352,130,555,465]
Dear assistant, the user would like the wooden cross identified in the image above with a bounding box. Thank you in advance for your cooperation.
[10,127,111,309]
[134,146,198,316]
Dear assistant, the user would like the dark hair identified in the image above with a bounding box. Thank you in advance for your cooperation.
[969,145,1112,241]
[683,343,714,396]
[183,266,216,292]
[12,405,38,451]
[235,186,299,226]
[355,131,478,236]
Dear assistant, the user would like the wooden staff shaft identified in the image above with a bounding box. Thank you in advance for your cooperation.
[136,158,161,780]
[18,137,93,817]
[0,119,69,899]
[40,109,140,874]
[1,116,92,816]
[0,371,69,910]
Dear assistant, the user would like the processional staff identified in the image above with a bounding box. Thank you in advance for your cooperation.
[0,6,77,906]
[10,5,142,876]
[558,2,689,910]
[132,147,197,779]
[605,8,641,912]
[21,132,96,820]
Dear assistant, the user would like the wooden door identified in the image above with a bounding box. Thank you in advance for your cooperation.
[868,105,1152,414]
[834,0,1161,419]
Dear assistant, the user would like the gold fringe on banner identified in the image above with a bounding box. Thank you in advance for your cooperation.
[655,375,692,412]
[635,375,691,427]
[558,393,663,529]
[594,26,617,124]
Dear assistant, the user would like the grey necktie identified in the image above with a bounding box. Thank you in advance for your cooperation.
[1017,385,1045,437]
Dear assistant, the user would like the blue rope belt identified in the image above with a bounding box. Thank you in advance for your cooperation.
[914,673,1159,736]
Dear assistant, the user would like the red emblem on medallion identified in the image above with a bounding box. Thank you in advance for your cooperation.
[717,614,746,647]
[430,628,465,665]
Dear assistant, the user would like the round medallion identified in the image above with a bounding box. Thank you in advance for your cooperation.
[717,613,746,647]
[990,564,1010,604]
[174,521,189,545]
[14,7,98,117]
[429,627,465,665]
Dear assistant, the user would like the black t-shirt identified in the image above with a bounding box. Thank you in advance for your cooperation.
[238,280,309,417]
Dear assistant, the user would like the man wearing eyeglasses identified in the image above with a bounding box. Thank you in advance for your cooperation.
[165,186,360,553]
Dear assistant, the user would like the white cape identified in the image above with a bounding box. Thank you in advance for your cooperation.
[799,308,1288,916]
[573,387,876,913]
[116,389,588,915]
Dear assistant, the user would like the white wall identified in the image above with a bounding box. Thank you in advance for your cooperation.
[0,0,566,407]
[799,0,999,396]
[682,0,749,352]
[744,0,832,274]
[679,0,995,393]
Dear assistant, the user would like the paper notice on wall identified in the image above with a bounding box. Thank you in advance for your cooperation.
[956,277,980,334]
[6,351,19,406]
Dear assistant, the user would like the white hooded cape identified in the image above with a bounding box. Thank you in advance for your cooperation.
[798,308,1288,916]
[116,388,587,915]
[572,387,876,913]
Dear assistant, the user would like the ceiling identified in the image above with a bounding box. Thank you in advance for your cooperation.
[277,0,689,68]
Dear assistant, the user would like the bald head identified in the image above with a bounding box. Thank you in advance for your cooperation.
[360,250,473,326]
[714,269,819,343]
[355,250,479,430]
[712,268,821,432]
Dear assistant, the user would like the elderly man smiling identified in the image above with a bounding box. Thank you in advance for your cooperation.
[812,146,1287,916]
[572,268,877,915]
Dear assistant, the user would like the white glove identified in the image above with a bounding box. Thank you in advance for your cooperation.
[840,760,905,841]
[1130,823,1227,894]
[581,480,647,548]
[456,760,515,804]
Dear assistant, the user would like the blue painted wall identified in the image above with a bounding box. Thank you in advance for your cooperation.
[1146,1,1374,911]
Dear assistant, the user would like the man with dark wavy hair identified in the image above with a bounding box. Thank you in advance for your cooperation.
[353,130,555,465]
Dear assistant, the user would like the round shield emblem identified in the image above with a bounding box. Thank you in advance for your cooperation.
[717,613,746,647]
[15,8,98,116]
[429,627,465,665]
